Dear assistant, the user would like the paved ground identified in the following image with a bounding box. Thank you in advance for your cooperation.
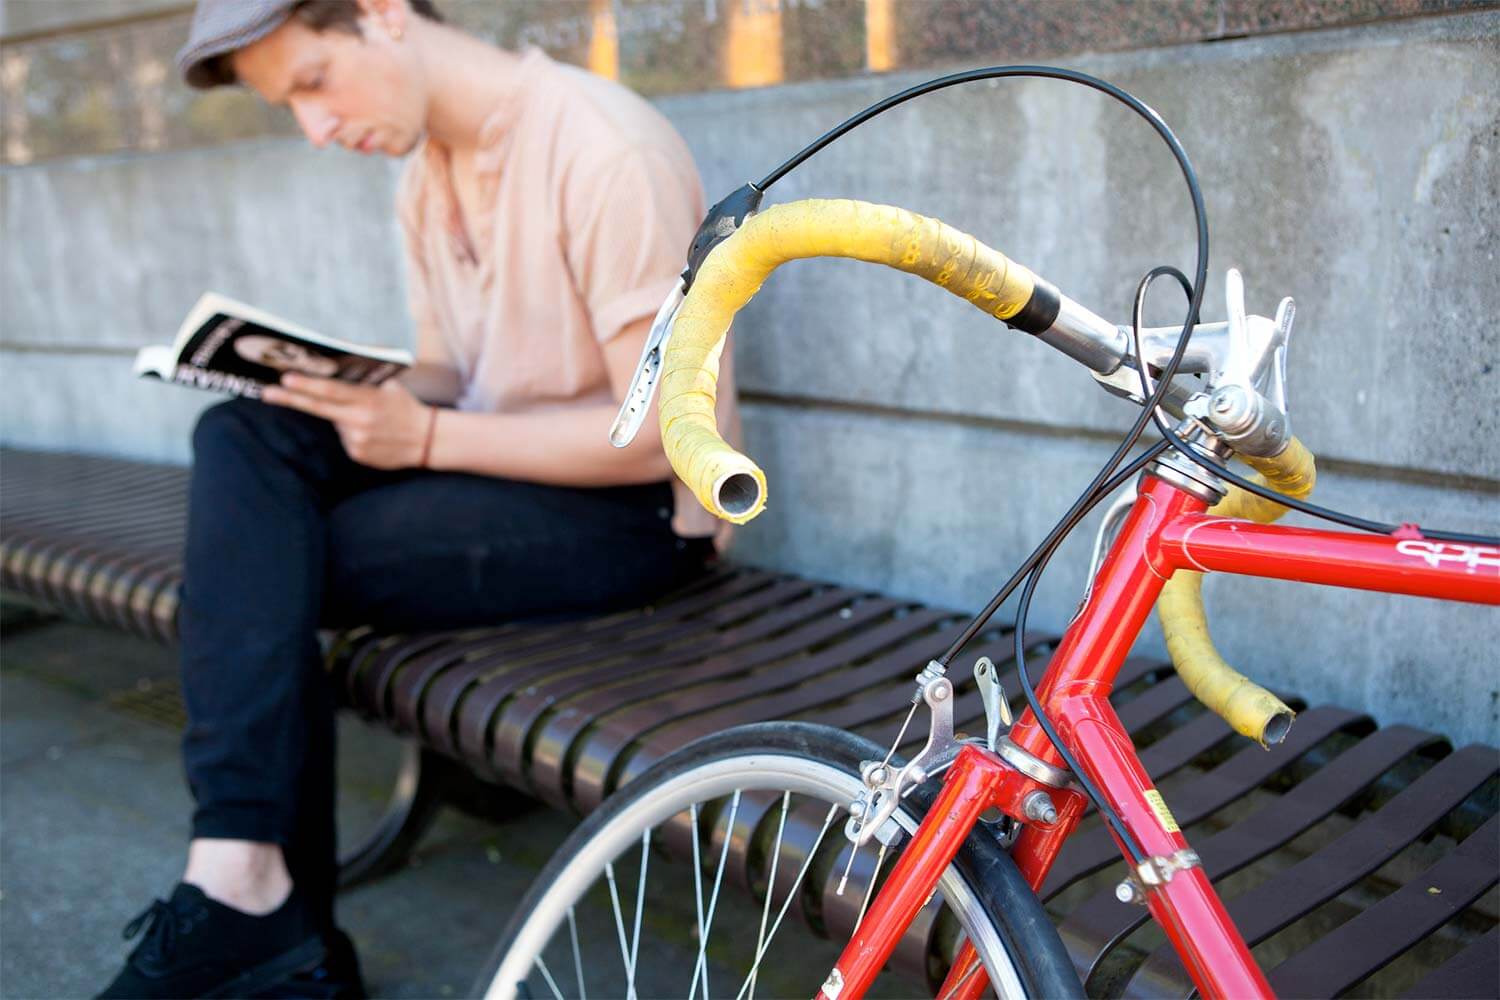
[0,614,576,999]
[0,613,886,1000]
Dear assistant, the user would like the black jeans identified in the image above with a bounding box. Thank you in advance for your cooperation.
[178,398,708,930]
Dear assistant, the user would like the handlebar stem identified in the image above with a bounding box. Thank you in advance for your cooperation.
[1036,295,1130,374]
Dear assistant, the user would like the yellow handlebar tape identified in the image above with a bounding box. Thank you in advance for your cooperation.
[1157,436,1317,747]
[660,198,1055,523]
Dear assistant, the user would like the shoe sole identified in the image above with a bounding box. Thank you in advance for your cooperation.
[205,937,326,999]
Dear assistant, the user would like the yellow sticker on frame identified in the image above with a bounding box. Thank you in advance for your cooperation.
[1144,789,1180,833]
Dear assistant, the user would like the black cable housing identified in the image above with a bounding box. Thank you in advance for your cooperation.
[755,65,1215,866]
[749,61,1496,869]
[1125,272,1500,547]
[755,65,1215,865]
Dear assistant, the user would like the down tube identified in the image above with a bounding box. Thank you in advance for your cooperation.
[815,748,1006,1000]
[1005,475,1274,998]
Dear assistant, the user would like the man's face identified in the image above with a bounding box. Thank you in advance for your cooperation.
[232,13,426,157]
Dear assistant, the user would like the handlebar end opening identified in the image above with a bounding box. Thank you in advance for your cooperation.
[715,471,764,521]
[1259,709,1294,748]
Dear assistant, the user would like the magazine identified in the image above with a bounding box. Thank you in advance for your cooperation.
[134,292,413,399]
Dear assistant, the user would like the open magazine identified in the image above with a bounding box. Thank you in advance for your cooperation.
[134,292,413,399]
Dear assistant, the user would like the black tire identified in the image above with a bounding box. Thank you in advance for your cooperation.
[477,722,1082,998]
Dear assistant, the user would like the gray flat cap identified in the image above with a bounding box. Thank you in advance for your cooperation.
[176,0,300,89]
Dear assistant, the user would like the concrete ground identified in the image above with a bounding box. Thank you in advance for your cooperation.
[0,612,576,998]
[0,612,915,1000]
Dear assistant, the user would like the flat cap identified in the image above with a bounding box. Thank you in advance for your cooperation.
[176,0,300,89]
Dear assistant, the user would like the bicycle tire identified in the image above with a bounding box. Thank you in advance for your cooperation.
[478,722,1081,999]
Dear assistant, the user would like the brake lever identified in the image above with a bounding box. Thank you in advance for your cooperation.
[1192,269,1297,457]
[609,280,686,448]
[608,183,764,450]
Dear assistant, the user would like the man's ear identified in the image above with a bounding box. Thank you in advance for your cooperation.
[355,0,409,40]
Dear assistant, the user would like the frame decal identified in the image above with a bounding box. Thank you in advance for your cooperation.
[1394,539,1500,576]
[1144,789,1181,833]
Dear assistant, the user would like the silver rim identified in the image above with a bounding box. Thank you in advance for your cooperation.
[487,751,1027,1000]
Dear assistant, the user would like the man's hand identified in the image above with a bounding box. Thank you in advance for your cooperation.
[262,374,432,470]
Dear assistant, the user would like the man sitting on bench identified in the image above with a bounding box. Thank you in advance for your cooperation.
[100,1,736,995]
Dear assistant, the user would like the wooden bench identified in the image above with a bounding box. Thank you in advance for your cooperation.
[2,446,1495,997]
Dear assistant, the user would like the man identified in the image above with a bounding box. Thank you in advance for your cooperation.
[101,0,736,995]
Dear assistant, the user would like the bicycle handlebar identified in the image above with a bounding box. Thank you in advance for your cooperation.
[651,195,1318,748]
[659,198,1064,523]
[1158,438,1316,746]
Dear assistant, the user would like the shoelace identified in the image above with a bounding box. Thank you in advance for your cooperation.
[122,899,178,963]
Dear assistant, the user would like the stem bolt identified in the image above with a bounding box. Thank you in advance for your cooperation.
[1023,790,1058,825]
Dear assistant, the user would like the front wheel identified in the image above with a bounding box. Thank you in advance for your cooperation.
[479,723,1081,999]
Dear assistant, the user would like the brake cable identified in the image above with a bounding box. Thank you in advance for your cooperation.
[1127,269,1500,546]
[736,63,1496,865]
[744,64,1212,866]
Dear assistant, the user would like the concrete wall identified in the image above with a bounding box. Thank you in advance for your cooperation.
[3,11,1497,744]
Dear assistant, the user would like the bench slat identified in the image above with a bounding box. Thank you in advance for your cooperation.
[1270,812,1499,996]
[1124,744,1500,997]
[5,446,1494,998]
[1059,719,1434,979]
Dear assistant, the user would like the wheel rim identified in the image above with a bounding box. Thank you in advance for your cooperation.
[488,751,1027,1000]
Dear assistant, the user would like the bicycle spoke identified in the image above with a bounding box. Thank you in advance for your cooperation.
[627,829,650,1000]
[839,700,919,896]
[853,840,890,933]
[533,955,565,1000]
[566,907,586,1000]
[689,802,710,1000]
[688,789,741,1000]
[732,802,842,1000]
[747,791,792,1000]
[490,729,1052,999]
[938,939,986,1000]
[604,862,635,998]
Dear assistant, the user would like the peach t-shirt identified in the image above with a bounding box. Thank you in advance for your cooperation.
[396,48,738,540]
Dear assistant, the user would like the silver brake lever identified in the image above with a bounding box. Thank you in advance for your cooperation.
[609,280,687,448]
[846,667,959,849]
[973,656,1012,751]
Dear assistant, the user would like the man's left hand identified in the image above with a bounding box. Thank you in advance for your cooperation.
[262,374,431,470]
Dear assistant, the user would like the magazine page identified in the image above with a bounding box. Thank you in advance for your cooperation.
[137,293,413,399]
[132,345,178,379]
[169,293,411,364]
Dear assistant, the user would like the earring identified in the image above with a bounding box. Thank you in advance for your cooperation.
[390,26,404,40]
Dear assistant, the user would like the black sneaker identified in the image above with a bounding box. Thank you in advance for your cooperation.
[97,883,325,999]
[254,928,367,1000]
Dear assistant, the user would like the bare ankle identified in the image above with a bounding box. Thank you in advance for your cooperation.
[183,838,293,915]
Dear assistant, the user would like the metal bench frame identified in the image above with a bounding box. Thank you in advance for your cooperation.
[3,447,1494,997]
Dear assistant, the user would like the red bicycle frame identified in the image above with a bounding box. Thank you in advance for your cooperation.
[819,471,1500,1000]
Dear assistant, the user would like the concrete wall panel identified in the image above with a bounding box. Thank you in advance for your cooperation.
[737,400,1500,744]
[659,11,1500,481]
[3,13,1496,744]
[3,142,408,351]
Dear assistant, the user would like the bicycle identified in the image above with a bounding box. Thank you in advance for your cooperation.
[480,66,1500,999]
